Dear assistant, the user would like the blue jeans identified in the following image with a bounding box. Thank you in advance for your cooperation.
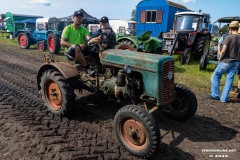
[211,61,240,102]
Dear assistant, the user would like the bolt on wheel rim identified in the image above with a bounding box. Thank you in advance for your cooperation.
[120,46,131,50]
[20,35,27,46]
[38,43,44,51]
[121,119,147,150]
[48,37,55,51]
[44,80,62,110]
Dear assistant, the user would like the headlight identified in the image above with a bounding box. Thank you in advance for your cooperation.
[124,65,132,75]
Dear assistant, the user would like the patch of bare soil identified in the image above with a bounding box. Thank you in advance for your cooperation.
[0,42,239,160]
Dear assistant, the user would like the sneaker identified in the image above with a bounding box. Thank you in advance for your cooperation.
[230,88,240,95]
[205,95,220,100]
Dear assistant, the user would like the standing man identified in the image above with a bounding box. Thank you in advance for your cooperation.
[206,21,240,102]
[61,10,91,72]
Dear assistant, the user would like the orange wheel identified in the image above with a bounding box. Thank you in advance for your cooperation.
[116,40,137,51]
[114,105,159,158]
[121,119,147,150]
[44,79,62,111]
[17,32,30,49]
[47,33,61,54]
[40,69,76,115]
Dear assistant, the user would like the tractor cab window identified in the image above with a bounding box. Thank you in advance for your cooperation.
[37,23,47,30]
[201,17,209,31]
[48,22,55,31]
[57,22,64,31]
[7,19,11,25]
[176,15,200,31]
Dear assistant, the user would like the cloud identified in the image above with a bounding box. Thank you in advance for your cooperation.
[181,0,196,3]
[28,0,51,6]
[52,3,61,9]
[19,5,32,9]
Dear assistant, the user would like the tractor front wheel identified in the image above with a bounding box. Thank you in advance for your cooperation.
[40,69,76,115]
[17,32,30,49]
[114,105,160,158]
[166,83,197,121]
[116,40,137,51]
[37,41,46,52]
[47,33,61,54]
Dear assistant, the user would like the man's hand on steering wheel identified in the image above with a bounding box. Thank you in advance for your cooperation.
[79,44,87,50]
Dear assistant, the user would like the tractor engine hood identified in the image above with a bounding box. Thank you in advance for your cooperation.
[101,49,172,72]
[101,49,175,106]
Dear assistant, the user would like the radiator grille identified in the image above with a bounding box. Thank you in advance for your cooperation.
[161,60,175,104]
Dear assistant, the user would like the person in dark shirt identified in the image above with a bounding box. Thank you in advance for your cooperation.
[87,16,116,63]
[206,21,240,102]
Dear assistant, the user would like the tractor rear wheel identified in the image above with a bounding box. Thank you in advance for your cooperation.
[199,53,208,70]
[194,35,210,59]
[47,33,61,54]
[114,105,160,158]
[166,83,197,121]
[37,41,46,52]
[18,32,30,49]
[40,69,76,115]
[116,40,137,51]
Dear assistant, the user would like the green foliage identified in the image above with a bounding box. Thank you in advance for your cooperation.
[219,25,228,34]
[131,9,136,21]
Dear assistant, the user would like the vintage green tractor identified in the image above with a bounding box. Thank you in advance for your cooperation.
[199,16,240,70]
[116,30,163,54]
[36,40,197,158]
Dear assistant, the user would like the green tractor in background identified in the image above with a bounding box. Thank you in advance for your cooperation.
[199,16,240,70]
[115,28,163,54]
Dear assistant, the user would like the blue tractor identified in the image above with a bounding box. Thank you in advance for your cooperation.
[16,17,71,54]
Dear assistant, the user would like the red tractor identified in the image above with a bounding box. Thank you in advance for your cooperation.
[162,11,211,64]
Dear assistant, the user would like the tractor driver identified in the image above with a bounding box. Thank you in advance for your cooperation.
[61,12,116,74]
[61,10,93,74]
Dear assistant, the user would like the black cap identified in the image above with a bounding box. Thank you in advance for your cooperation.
[74,10,83,17]
[100,16,109,23]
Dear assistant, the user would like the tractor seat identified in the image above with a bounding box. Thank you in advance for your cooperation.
[137,31,152,41]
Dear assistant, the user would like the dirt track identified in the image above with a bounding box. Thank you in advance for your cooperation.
[0,42,239,160]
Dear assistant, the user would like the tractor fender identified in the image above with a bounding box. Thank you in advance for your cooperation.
[117,37,139,48]
[37,62,79,90]
[14,30,28,37]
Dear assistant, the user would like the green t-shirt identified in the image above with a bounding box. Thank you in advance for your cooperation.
[62,24,89,51]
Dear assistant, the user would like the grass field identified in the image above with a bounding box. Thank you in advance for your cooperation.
[0,32,238,94]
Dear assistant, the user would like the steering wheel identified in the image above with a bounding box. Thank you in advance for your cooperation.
[85,32,102,46]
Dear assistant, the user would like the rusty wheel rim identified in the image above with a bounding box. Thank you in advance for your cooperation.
[48,37,55,51]
[38,43,44,51]
[44,79,62,111]
[120,46,131,50]
[19,35,27,46]
[121,119,147,150]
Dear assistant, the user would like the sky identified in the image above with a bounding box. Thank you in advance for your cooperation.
[0,0,239,23]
